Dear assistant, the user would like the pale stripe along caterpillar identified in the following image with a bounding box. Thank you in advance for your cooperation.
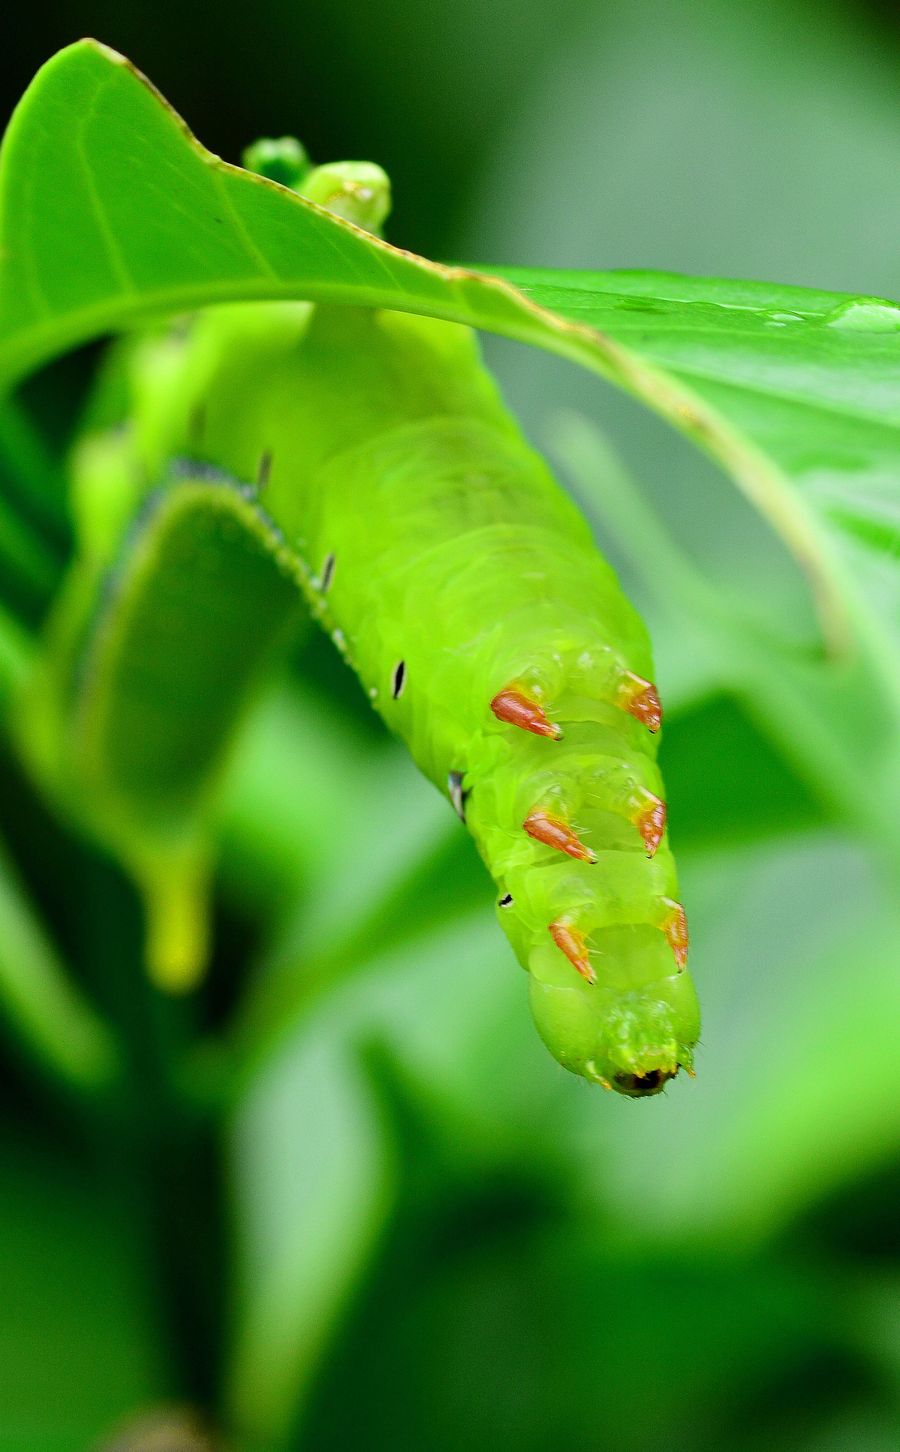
[31,146,700,1097]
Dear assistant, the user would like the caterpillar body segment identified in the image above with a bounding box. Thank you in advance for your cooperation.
[117,294,699,1092]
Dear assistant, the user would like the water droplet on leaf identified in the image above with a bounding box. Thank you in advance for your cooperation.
[825,298,900,333]
[766,311,803,326]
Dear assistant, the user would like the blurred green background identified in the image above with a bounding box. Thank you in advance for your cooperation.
[1,2,899,1449]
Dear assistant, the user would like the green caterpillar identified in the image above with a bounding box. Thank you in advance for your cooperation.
[24,147,699,1097]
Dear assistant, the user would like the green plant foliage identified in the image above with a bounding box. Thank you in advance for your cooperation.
[1,39,897,686]
[0,834,120,1088]
[0,22,898,1452]
[0,1126,167,1448]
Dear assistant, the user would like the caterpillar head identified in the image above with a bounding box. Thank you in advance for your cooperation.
[527,951,700,1098]
[242,138,392,236]
[241,135,311,191]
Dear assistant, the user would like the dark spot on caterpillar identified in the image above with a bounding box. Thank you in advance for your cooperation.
[320,552,336,592]
[391,660,406,698]
[612,1067,676,1098]
[257,450,273,489]
[448,770,469,822]
[498,892,514,908]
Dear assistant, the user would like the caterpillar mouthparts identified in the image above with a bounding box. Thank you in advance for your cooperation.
[610,1067,678,1098]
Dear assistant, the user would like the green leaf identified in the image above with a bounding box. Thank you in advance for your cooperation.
[496,267,900,664]
[0,833,120,1092]
[661,694,830,851]
[0,398,62,616]
[1,37,897,691]
[0,600,31,705]
[228,1027,394,1445]
[215,675,382,916]
[302,1226,851,1452]
[551,412,900,868]
[15,451,306,992]
[591,831,900,1246]
[0,1125,165,1448]
[75,483,301,828]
